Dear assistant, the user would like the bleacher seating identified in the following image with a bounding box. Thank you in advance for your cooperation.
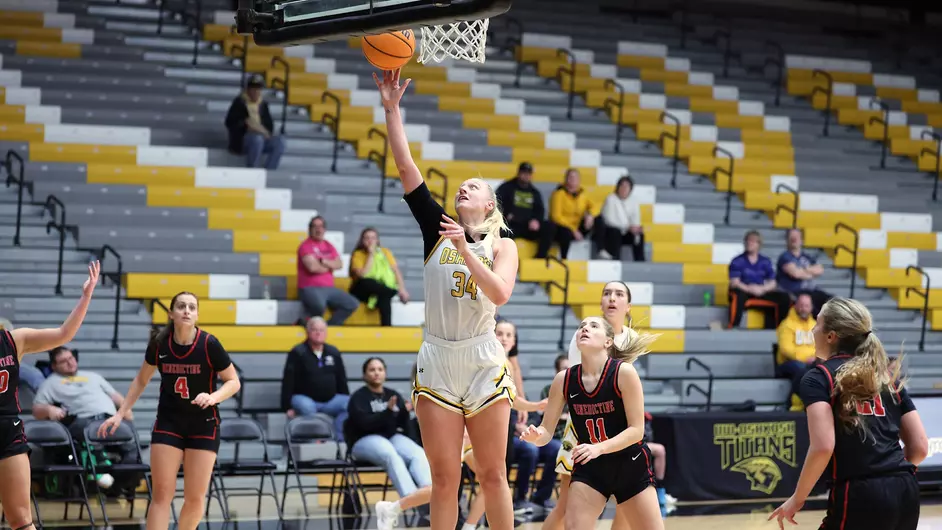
[1,0,941,518]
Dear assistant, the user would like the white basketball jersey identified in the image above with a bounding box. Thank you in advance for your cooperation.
[423,235,497,342]
[567,324,637,365]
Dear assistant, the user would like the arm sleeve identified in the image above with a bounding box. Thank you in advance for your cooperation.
[799,367,833,407]
[384,248,398,268]
[280,349,298,411]
[403,182,447,260]
[33,381,54,405]
[776,322,798,361]
[897,386,916,415]
[348,389,396,434]
[144,340,158,366]
[206,335,232,372]
[728,257,743,281]
[224,99,247,130]
[332,347,350,395]
[349,250,366,278]
[764,257,776,281]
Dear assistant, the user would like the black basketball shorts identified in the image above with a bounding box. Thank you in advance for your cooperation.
[152,414,220,453]
[820,471,920,530]
[0,416,29,461]
[571,442,655,504]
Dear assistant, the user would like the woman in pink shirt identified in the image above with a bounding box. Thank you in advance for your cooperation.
[297,216,360,325]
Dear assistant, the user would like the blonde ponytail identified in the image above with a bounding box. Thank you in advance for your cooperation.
[466,178,510,241]
[610,327,660,365]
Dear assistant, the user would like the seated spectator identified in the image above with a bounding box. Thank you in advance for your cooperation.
[297,215,359,325]
[728,230,791,329]
[537,169,595,259]
[496,162,545,241]
[225,74,286,170]
[281,317,350,440]
[776,293,817,409]
[347,358,431,508]
[595,175,645,261]
[32,346,140,493]
[777,229,832,316]
[348,227,409,327]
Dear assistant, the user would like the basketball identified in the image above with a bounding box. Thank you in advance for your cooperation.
[362,30,416,70]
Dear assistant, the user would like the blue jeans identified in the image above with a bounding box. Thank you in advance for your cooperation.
[511,437,561,504]
[298,286,360,326]
[243,132,285,170]
[291,394,350,441]
[351,433,431,498]
[777,360,814,398]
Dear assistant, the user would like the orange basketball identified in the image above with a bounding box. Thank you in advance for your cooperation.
[362,30,416,70]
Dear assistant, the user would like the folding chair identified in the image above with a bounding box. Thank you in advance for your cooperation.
[25,420,96,527]
[282,415,352,517]
[215,418,283,520]
[82,420,153,526]
[340,420,392,517]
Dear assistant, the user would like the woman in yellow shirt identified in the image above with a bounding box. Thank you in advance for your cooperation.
[536,169,595,259]
[348,228,410,326]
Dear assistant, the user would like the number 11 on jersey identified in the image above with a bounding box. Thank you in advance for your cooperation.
[585,418,608,443]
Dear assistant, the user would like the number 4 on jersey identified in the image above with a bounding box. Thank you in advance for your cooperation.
[856,394,886,416]
[585,418,609,444]
[174,376,190,399]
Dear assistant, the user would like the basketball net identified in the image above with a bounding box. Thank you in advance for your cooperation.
[418,19,489,64]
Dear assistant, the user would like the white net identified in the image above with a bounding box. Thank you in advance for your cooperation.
[418,19,490,64]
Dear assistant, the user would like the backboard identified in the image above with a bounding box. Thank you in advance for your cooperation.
[236,0,512,46]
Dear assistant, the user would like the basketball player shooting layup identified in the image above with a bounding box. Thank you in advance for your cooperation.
[375,68,519,530]
[522,317,664,530]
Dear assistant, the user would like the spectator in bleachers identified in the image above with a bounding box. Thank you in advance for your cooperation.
[348,227,410,327]
[496,162,545,241]
[776,229,832,316]
[536,169,595,259]
[281,317,351,440]
[775,293,817,409]
[347,357,431,517]
[297,215,359,325]
[224,74,286,170]
[594,175,645,261]
[32,346,140,493]
[728,230,791,329]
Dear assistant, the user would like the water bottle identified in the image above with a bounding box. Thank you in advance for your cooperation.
[703,291,712,307]
[262,280,271,300]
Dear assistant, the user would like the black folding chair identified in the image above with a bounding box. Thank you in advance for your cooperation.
[342,421,391,517]
[282,415,352,517]
[82,420,153,526]
[25,420,96,527]
[215,418,283,519]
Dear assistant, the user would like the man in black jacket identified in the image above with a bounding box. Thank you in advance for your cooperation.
[496,162,545,241]
[280,317,350,440]
[224,74,286,170]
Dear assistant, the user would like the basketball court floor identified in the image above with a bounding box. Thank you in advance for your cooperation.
[22,496,942,530]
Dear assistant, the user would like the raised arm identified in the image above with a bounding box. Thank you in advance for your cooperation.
[11,261,100,357]
[374,69,421,194]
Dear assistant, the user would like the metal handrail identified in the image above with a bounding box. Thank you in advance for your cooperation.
[919,130,941,201]
[544,255,570,351]
[602,79,626,154]
[867,98,891,169]
[367,127,390,212]
[270,56,291,135]
[833,222,859,298]
[554,48,578,120]
[710,29,741,78]
[319,91,342,173]
[685,357,714,412]
[685,382,712,411]
[99,245,123,350]
[905,265,930,352]
[714,146,736,225]
[3,150,31,246]
[764,40,785,106]
[774,183,799,229]
[43,195,73,296]
[810,69,834,136]
[426,168,449,208]
[660,111,682,188]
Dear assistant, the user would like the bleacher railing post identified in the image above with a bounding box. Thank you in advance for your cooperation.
[713,146,735,225]
[811,69,833,137]
[3,150,28,247]
[603,79,625,154]
[99,245,124,350]
[905,266,930,352]
[833,222,859,298]
[774,183,799,229]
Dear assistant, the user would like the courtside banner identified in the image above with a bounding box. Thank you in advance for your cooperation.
[912,397,942,469]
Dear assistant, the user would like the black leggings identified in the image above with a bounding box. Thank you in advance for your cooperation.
[349,278,398,326]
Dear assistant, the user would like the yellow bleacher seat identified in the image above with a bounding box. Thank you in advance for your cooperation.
[208,209,282,231]
[773,210,881,231]
[518,259,588,285]
[86,164,196,187]
[0,105,28,123]
[682,264,729,285]
[125,273,211,299]
[861,268,924,289]
[617,54,666,70]
[146,186,256,209]
[0,11,48,28]
[30,142,137,164]
[202,325,423,352]
[651,243,713,264]
[0,123,44,142]
[0,27,63,43]
[639,69,688,84]
[893,288,942,310]
[486,130,547,149]
[15,40,80,58]
[232,230,306,253]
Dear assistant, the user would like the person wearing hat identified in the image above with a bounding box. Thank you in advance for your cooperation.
[495,161,545,241]
[224,74,286,170]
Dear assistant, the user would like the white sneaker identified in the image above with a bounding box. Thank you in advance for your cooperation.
[375,500,400,530]
[597,250,614,260]
[665,493,678,505]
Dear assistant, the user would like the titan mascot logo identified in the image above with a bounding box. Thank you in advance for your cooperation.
[713,421,797,495]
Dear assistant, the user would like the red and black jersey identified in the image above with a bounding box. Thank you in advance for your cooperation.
[800,354,916,483]
[145,329,231,421]
[0,330,20,416]
[565,358,632,451]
